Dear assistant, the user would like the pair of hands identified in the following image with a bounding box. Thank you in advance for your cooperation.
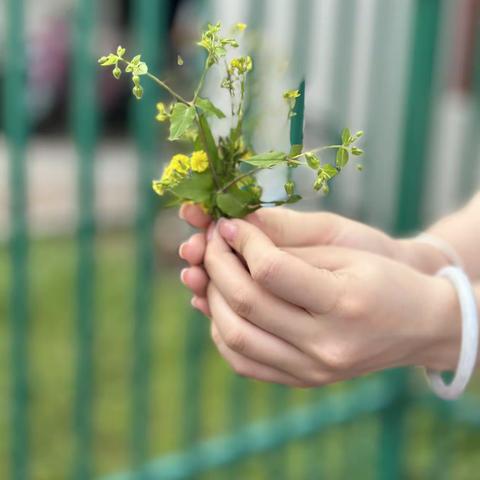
[178,204,460,388]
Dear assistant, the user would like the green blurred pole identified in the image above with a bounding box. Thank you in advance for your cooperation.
[460,16,480,200]
[71,0,97,478]
[394,0,444,235]
[130,0,166,474]
[379,1,443,480]
[323,0,357,213]
[182,0,211,456]
[4,0,29,479]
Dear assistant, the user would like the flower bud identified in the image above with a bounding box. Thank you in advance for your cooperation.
[112,66,121,79]
[284,180,295,196]
[133,85,143,99]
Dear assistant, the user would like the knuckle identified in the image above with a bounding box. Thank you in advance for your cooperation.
[318,342,354,372]
[338,292,370,320]
[229,288,254,318]
[224,327,247,353]
[251,253,282,286]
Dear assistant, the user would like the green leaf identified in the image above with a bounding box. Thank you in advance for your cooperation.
[322,163,338,179]
[286,194,302,204]
[98,53,118,66]
[197,113,221,173]
[305,152,320,169]
[196,97,226,119]
[335,148,349,168]
[341,128,351,145]
[241,151,288,168]
[169,171,214,203]
[289,144,303,157]
[169,103,196,141]
[216,187,257,218]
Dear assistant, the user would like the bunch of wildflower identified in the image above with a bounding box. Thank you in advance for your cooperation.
[99,21,365,219]
[152,151,209,196]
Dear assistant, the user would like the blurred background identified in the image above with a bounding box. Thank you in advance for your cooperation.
[1,0,480,479]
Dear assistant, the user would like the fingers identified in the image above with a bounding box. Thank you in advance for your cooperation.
[208,284,320,379]
[282,245,361,270]
[215,218,346,314]
[180,266,209,297]
[191,296,211,317]
[211,324,310,387]
[179,232,206,266]
[179,203,212,229]
[205,226,319,345]
[246,208,342,247]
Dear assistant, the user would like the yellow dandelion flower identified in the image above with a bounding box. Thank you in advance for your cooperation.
[190,150,209,172]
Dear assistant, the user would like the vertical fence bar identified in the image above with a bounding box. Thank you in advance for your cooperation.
[379,1,443,480]
[394,0,444,234]
[130,0,165,473]
[181,2,210,459]
[460,13,480,199]
[71,0,97,478]
[4,1,29,479]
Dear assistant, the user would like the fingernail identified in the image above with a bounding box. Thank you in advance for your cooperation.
[178,242,188,259]
[180,268,189,285]
[218,219,237,241]
[207,222,216,241]
[191,296,199,308]
[179,204,187,220]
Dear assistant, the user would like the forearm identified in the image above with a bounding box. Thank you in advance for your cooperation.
[399,192,480,279]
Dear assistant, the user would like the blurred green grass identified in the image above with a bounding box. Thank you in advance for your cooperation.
[1,233,480,480]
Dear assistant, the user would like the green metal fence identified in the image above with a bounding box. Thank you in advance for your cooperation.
[2,0,480,479]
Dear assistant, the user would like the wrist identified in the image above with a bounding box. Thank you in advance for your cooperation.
[416,276,462,371]
[396,238,450,274]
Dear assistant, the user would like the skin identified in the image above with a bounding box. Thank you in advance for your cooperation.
[177,193,480,387]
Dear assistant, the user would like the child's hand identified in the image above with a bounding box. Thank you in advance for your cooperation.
[178,204,447,313]
[201,219,460,387]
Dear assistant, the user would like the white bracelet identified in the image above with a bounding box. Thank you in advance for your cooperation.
[425,266,479,400]
[414,233,465,269]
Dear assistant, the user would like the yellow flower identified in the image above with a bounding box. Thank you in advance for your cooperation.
[235,22,247,32]
[283,89,300,100]
[170,153,190,174]
[152,180,165,196]
[229,56,253,75]
[190,150,209,172]
[155,102,169,122]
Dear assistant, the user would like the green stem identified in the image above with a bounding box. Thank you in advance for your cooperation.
[194,108,221,189]
[192,58,210,103]
[292,144,348,159]
[219,166,263,193]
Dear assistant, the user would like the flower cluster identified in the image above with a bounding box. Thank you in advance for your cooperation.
[152,151,209,195]
[99,47,149,99]
[99,22,364,219]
